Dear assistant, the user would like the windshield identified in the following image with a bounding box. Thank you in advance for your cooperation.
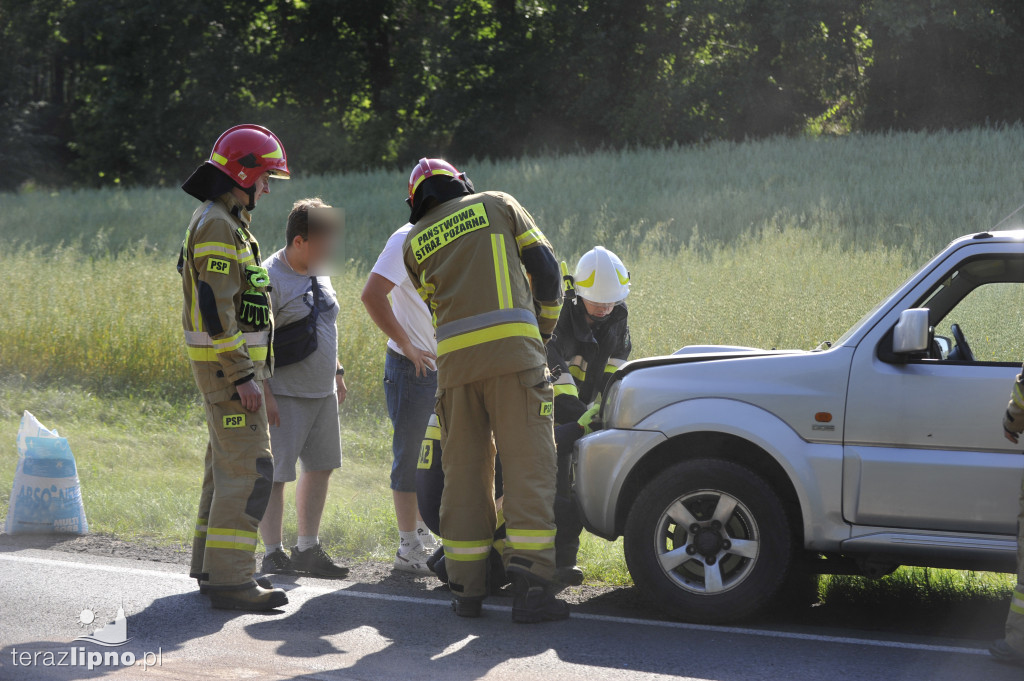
[830,267,924,348]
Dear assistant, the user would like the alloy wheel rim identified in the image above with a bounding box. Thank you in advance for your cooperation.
[653,489,760,595]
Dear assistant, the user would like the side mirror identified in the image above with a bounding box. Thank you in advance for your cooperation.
[893,308,931,354]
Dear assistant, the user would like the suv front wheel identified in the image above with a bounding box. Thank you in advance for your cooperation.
[623,458,793,623]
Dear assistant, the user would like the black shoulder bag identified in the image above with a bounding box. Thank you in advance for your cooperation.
[273,277,321,368]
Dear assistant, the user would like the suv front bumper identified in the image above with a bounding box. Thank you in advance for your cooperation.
[572,427,667,540]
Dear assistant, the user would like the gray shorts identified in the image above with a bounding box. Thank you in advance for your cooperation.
[269,394,342,482]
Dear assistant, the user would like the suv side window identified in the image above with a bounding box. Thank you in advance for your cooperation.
[933,282,1024,364]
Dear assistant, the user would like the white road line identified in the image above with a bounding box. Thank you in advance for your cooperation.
[0,552,990,656]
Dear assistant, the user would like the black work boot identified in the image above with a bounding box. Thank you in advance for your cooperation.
[554,565,584,588]
[509,569,570,624]
[427,546,449,584]
[199,575,274,595]
[261,548,297,575]
[488,547,512,594]
[451,595,484,618]
[209,584,288,611]
[291,543,350,579]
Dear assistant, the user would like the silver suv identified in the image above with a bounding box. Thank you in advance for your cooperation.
[573,231,1024,623]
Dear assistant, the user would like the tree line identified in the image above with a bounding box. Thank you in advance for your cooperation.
[2,0,1023,192]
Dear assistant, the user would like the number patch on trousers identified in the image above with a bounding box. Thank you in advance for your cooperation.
[540,402,553,416]
[418,441,434,469]
[223,414,246,428]
[207,258,231,274]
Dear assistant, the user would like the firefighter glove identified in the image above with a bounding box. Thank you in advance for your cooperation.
[578,403,602,436]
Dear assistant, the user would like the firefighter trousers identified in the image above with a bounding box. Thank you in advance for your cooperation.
[554,440,584,568]
[436,365,557,598]
[189,397,274,591]
[1006,478,1024,652]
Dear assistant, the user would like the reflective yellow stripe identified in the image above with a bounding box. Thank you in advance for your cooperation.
[444,538,493,548]
[214,333,246,354]
[492,234,513,310]
[569,365,586,381]
[213,331,242,347]
[424,425,442,440]
[189,269,202,332]
[539,303,562,320]
[194,242,254,263]
[443,538,492,562]
[553,383,580,398]
[1014,384,1024,410]
[505,541,556,550]
[444,550,491,562]
[206,527,258,551]
[211,152,228,166]
[187,345,269,362]
[437,322,541,357]
[506,528,556,551]
[194,518,208,538]
[516,227,544,250]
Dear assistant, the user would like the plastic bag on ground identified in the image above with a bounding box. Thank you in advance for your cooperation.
[5,410,89,535]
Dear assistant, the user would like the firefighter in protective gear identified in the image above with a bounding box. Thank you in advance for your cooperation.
[402,157,569,622]
[549,246,632,583]
[178,124,290,611]
[416,345,604,591]
[417,413,510,593]
[993,376,1024,664]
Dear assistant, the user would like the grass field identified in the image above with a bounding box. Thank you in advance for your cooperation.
[2,127,1022,605]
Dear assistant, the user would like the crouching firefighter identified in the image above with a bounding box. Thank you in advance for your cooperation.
[415,346,602,591]
[550,246,632,584]
[402,157,569,623]
[178,124,291,611]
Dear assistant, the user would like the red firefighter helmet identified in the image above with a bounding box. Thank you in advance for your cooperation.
[407,158,464,204]
[207,124,290,188]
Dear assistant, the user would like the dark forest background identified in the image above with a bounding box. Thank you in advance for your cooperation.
[3,0,1024,191]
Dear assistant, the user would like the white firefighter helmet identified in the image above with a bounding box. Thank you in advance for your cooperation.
[574,246,630,304]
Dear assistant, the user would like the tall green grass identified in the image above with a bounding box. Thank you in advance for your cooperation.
[0,230,913,409]
[4,127,1024,264]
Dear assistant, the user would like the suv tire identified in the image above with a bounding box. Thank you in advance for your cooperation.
[623,458,792,623]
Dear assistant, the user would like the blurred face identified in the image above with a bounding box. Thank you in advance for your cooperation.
[289,207,340,273]
[581,297,616,319]
[288,232,333,272]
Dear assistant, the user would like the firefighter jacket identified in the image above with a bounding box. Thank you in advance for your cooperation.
[550,300,630,421]
[179,192,274,403]
[546,344,589,428]
[403,191,562,389]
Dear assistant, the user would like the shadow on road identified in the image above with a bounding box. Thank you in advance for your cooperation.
[0,588,280,679]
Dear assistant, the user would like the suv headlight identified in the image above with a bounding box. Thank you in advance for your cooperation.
[601,376,624,428]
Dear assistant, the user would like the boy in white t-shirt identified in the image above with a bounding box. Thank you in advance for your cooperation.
[361,224,440,573]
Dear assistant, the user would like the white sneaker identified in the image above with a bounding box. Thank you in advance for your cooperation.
[394,546,433,575]
[417,527,440,552]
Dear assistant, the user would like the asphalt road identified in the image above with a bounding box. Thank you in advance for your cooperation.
[0,547,1019,681]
